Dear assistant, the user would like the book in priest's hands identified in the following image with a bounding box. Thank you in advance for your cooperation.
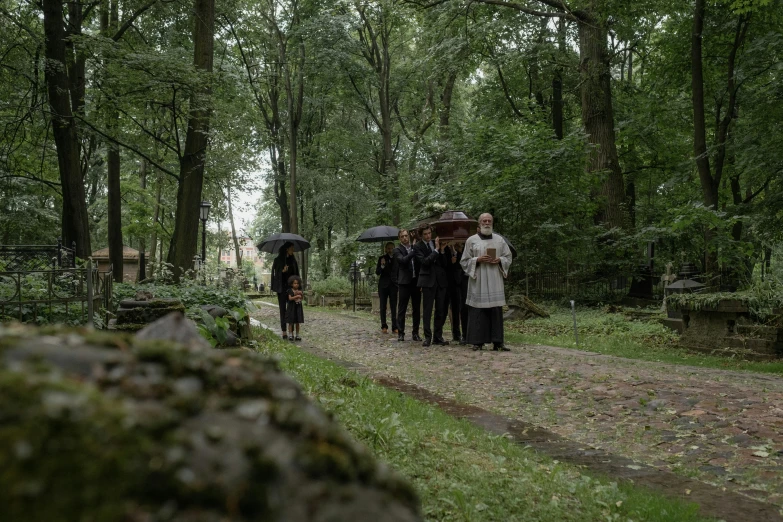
[486,247,497,260]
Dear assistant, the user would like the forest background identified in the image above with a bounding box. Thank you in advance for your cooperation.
[1,0,782,288]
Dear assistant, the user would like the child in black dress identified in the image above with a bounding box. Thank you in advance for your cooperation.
[286,275,304,341]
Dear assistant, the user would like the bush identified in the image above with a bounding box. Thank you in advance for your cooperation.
[114,282,253,346]
[312,276,352,295]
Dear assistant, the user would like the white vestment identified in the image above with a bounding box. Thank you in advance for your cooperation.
[460,233,513,308]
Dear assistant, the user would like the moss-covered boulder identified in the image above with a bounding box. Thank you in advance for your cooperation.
[0,324,421,522]
[115,298,186,333]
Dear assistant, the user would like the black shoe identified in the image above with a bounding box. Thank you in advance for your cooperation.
[494,343,510,352]
[412,333,422,342]
[459,336,467,346]
[433,338,449,346]
[422,338,431,347]
[472,344,483,351]
[398,333,405,342]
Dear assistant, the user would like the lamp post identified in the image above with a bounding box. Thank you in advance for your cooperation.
[199,201,211,280]
[349,261,359,312]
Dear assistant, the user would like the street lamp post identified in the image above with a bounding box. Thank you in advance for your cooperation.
[199,201,211,280]
[349,261,359,312]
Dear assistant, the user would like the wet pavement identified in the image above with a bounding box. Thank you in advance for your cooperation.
[254,302,783,520]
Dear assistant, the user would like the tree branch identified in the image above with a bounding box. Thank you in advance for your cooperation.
[73,114,179,180]
[113,0,159,41]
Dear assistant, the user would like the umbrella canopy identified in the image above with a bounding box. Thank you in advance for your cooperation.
[356,225,400,243]
[498,235,518,259]
[256,233,311,254]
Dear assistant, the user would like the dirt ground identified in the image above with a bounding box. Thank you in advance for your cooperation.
[254,302,783,519]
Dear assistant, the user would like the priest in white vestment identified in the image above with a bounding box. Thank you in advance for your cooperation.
[460,213,513,351]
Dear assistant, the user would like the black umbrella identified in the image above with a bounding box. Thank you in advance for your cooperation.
[494,233,517,259]
[356,225,400,243]
[256,233,311,254]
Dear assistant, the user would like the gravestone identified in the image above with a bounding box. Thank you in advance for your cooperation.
[111,291,185,332]
[670,299,783,359]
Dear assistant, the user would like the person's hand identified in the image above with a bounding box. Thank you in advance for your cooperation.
[477,255,492,264]
[282,265,288,273]
[381,258,386,267]
[434,237,440,251]
[490,257,501,264]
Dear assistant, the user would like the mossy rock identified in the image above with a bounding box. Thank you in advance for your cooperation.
[119,298,183,309]
[116,303,186,325]
[112,322,146,333]
[0,324,421,522]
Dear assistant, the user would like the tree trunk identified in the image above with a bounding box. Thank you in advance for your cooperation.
[42,0,91,257]
[691,2,748,274]
[553,16,565,140]
[432,72,457,177]
[106,0,123,283]
[167,0,214,280]
[691,0,717,210]
[552,71,563,139]
[148,171,163,278]
[227,183,242,268]
[107,140,123,282]
[577,12,629,231]
[285,37,304,236]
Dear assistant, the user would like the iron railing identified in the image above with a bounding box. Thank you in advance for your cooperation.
[0,239,76,271]
[520,269,666,301]
[0,260,113,327]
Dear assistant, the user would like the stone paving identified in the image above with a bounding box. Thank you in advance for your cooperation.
[254,303,783,515]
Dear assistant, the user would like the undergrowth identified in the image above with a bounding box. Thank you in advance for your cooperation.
[507,304,783,375]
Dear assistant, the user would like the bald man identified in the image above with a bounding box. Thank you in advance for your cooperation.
[460,213,513,351]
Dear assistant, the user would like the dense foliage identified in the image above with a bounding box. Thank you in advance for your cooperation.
[2,0,782,287]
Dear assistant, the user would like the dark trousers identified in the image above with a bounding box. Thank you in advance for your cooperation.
[466,306,504,345]
[447,284,462,339]
[460,276,469,338]
[378,284,398,330]
[276,292,288,332]
[422,284,448,341]
[396,283,421,335]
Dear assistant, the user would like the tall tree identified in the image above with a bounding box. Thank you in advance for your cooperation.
[167,0,215,279]
[41,0,91,256]
[425,0,631,231]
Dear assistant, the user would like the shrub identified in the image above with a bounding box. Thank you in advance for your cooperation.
[312,276,352,295]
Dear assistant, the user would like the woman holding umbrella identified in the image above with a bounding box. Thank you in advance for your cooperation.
[271,242,299,339]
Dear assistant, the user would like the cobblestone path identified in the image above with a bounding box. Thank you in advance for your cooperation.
[254,303,783,516]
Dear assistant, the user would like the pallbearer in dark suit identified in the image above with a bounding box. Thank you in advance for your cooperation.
[392,229,421,342]
[459,242,470,345]
[414,225,450,347]
[375,242,398,334]
[445,243,465,342]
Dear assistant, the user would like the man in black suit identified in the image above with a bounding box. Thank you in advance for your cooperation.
[375,241,398,334]
[444,242,466,343]
[414,225,450,347]
[392,229,421,342]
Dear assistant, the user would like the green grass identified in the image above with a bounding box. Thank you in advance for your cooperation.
[252,326,712,522]
[507,305,783,376]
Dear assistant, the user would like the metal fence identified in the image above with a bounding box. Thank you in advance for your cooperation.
[0,260,113,327]
[519,269,666,301]
[0,239,76,271]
